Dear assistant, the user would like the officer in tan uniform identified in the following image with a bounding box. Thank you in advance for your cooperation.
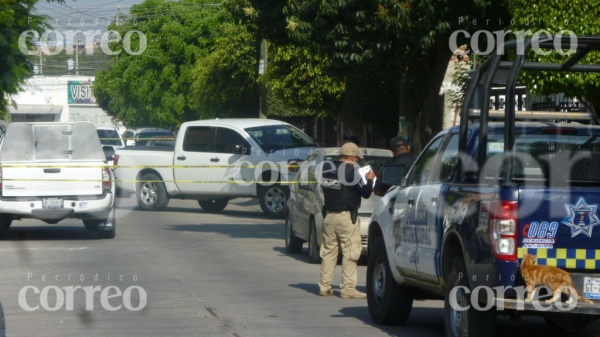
[319,142,375,299]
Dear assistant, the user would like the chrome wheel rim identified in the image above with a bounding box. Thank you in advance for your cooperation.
[265,187,286,213]
[451,286,466,337]
[373,258,386,302]
[140,182,157,205]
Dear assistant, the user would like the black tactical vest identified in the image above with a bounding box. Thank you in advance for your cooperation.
[322,161,362,212]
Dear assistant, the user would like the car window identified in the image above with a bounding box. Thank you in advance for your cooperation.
[431,134,459,183]
[214,127,250,154]
[135,131,174,146]
[97,129,123,146]
[182,127,212,152]
[407,136,444,186]
[245,124,316,152]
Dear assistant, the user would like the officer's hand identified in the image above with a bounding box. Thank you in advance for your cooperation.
[366,170,376,180]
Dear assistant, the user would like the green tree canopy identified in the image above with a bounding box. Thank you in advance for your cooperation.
[94,0,233,128]
[0,0,59,117]
[510,0,600,112]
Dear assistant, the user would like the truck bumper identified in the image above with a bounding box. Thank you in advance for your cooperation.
[496,298,600,315]
[0,193,113,220]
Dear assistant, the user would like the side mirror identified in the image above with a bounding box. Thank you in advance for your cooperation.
[102,146,115,162]
[381,164,405,186]
[233,144,249,155]
[126,139,136,147]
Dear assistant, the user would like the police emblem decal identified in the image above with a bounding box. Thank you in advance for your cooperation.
[561,197,600,238]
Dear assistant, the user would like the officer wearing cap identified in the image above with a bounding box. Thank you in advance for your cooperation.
[374,136,416,196]
[319,142,375,299]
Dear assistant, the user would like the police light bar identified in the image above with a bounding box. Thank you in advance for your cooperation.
[469,109,594,121]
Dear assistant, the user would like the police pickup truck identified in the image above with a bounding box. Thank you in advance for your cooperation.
[367,35,600,336]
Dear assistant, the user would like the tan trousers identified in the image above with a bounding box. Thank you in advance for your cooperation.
[319,211,362,291]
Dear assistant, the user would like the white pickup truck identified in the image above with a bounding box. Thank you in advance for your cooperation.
[114,119,320,217]
[0,122,116,239]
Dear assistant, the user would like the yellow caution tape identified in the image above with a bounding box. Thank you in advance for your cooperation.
[0,165,300,169]
[0,179,318,184]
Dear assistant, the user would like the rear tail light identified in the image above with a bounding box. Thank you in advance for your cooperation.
[288,160,302,173]
[102,167,111,190]
[541,127,577,135]
[113,154,120,166]
[489,201,518,261]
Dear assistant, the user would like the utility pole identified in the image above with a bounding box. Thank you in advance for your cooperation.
[75,35,79,76]
[115,5,121,26]
[39,48,43,75]
[258,39,267,119]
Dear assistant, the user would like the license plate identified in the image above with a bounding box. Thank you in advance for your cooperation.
[583,277,600,300]
[42,198,63,209]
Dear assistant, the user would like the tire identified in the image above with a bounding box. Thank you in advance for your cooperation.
[136,173,169,211]
[85,209,116,239]
[444,256,496,337]
[367,236,413,325]
[308,219,322,264]
[259,184,289,218]
[0,214,12,240]
[285,213,303,254]
[198,199,229,213]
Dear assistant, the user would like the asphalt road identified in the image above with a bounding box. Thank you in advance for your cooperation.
[0,197,599,336]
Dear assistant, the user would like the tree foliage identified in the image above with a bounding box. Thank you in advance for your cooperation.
[226,0,511,150]
[191,23,259,118]
[510,0,600,112]
[0,0,59,118]
[94,0,232,128]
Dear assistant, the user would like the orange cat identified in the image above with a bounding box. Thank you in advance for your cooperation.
[520,253,593,305]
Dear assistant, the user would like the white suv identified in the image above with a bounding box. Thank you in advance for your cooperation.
[0,122,116,239]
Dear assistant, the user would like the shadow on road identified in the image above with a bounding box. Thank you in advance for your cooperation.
[5,226,97,241]
[117,205,276,221]
[273,246,312,264]
[289,283,368,296]
[336,306,445,337]
[167,223,284,239]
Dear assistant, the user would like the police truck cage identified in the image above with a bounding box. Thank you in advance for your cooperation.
[457,35,600,187]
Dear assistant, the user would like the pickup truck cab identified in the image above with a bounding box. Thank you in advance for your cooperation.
[0,122,116,239]
[367,35,600,336]
[114,119,319,217]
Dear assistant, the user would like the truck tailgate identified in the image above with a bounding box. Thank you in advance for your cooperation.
[2,164,103,197]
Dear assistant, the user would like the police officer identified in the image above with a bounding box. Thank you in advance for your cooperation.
[374,136,416,196]
[319,142,375,299]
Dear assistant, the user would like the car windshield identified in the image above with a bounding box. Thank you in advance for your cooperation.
[135,132,175,146]
[97,129,123,146]
[245,125,316,151]
[485,133,600,183]
[325,155,391,173]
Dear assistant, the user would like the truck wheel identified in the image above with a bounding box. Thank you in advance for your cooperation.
[198,199,229,213]
[259,185,289,218]
[285,214,303,254]
[367,236,413,325]
[0,214,12,240]
[308,219,322,264]
[136,173,169,211]
[444,256,496,337]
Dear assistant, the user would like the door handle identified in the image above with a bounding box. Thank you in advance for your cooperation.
[210,157,220,162]
[177,155,186,161]
[44,168,61,173]
[407,199,415,205]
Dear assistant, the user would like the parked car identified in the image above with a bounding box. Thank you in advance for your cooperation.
[285,147,393,263]
[114,119,320,217]
[0,122,116,239]
[121,127,175,147]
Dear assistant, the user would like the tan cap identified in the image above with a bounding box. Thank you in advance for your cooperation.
[340,142,364,159]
